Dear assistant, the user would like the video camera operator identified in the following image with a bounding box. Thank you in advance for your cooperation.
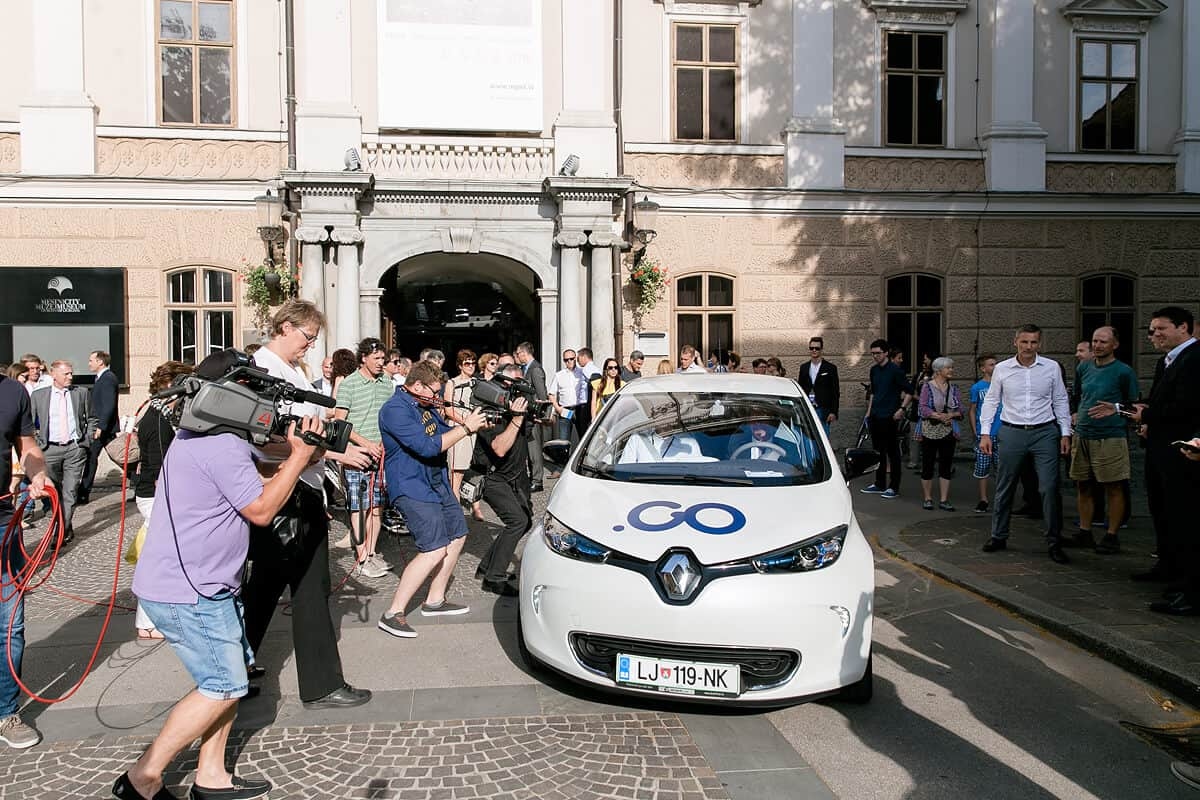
[114,349,323,800]
[473,363,534,597]
[240,300,373,711]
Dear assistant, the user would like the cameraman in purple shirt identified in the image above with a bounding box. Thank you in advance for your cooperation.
[115,355,326,800]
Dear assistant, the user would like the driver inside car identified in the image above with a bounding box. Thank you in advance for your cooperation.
[727,420,789,461]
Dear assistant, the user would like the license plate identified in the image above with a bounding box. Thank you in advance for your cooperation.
[615,653,741,698]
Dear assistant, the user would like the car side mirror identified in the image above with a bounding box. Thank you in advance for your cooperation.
[843,448,881,481]
[543,439,571,467]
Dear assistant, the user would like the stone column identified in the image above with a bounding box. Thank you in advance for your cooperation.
[295,0,361,171]
[1178,0,1200,193]
[982,0,1046,191]
[295,226,329,369]
[332,227,364,350]
[553,0,616,176]
[556,231,588,352]
[20,0,96,174]
[536,288,560,371]
[360,288,384,342]
[784,0,844,189]
[588,232,618,357]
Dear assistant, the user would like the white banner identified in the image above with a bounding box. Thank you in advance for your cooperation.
[377,0,543,132]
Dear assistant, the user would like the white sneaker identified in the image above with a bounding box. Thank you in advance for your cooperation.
[334,533,352,548]
[0,714,40,749]
[370,553,392,570]
[356,558,389,579]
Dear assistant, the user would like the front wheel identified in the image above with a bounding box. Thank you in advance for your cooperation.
[838,654,873,704]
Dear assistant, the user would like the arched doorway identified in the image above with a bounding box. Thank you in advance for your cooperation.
[379,252,540,358]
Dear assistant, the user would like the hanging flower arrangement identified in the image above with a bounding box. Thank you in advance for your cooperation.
[239,257,293,333]
[629,256,669,316]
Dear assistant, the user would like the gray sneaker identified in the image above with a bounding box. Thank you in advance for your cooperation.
[378,612,417,638]
[356,557,389,579]
[370,553,392,570]
[421,600,470,617]
[0,714,40,749]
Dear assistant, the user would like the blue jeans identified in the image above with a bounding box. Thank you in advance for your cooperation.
[0,510,25,717]
[139,592,252,701]
[814,407,832,437]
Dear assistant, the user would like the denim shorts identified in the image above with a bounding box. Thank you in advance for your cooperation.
[344,468,384,512]
[140,593,253,700]
[393,482,467,553]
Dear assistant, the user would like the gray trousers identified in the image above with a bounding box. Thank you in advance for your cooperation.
[43,442,87,530]
[991,423,1062,545]
[528,421,545,484]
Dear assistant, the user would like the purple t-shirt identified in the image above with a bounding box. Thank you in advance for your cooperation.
[132,431,263,604]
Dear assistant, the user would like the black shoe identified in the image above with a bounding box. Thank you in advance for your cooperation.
[474,566,517,581]
[76,494,90,506]
[481,578,519,597]
[62,526,75,545]
[1094,534,1120,555]
[246,665,266,680]
[1062,529,1093,549]
[981,537,1007,552]
[1131,566,1171,583]
[113,772,180,800]
[1048,545,1071,565]
[189,775,272,800]
[1150,595,1200,616]
[301,684,372,710]
[530,482,545,493]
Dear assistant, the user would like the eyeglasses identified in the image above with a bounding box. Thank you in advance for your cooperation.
[870,350,884,356]
[809,346,823,351]
[564,356,576,362]
[606,365,619,371]
[297,328,319,344]
[462,360,476,366]
[388,359,401,365]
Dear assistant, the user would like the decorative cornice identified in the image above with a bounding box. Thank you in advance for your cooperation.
[657,1,761,15]
[281,170,374,198]
[331,227,365,245]
[862,0,967,25]
[96,137,283,180]
[543,176,633,203]
[1061,0,1166,33]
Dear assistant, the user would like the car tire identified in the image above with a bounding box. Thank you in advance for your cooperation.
[838,654,873,704]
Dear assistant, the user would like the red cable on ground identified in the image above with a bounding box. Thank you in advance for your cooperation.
[1,430,138,704]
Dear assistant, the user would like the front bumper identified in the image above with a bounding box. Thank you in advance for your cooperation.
[518,520,874,704]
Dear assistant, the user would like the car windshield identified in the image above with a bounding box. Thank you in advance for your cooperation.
[574,390,830,487]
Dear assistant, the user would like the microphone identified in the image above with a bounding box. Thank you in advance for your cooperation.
[291,387,336,409]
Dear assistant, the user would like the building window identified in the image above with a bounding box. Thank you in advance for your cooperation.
[672,23,738,142]
[1080,274,1136,364]
[675,273,735,359]
[885,274,943,366]
[157,0,235,126]
[166,267,236,364]
[1078,39,1137,152]
[883,30,946,147]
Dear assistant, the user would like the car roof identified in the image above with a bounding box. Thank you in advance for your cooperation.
[621,373,803,397]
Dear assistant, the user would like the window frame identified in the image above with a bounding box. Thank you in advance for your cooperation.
[1078,273,1137,365]
[881,28,948,148]
[1074,37,1141,153]
[164,266,238,364]
[670,21,741,143]
[883,273,944,369]
[672,271,737,361]
[155,0,238,128]
[873,19,956,149]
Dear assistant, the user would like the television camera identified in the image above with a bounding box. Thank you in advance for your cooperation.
[468,373,554,425]
[156,351,352,452]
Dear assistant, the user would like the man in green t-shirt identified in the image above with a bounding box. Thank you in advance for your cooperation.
[334,338,398,577]
[1070,326,1137,554]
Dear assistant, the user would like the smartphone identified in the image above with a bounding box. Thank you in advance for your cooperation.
[1117,409,1137,418]
[1171,440,1200,454]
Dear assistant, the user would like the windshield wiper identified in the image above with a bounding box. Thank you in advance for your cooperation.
[622,473,755,486]
[576,462,615,480]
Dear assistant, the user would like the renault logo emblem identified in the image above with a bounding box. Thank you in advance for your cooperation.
[658,552,702,601]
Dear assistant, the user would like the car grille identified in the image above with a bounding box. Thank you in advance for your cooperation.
[569,633,801,692]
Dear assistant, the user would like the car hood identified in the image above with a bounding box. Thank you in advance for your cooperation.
[545,475,854,563]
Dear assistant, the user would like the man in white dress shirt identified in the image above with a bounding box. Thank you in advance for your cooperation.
[977,324,1073,563]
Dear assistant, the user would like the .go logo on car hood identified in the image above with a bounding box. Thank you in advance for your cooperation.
[613,501,746,535]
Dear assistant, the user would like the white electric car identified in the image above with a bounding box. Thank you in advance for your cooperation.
[518,373,876,705]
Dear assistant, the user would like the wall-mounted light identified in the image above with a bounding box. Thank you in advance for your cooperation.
[255,189,286,265]
[632,195,659,264]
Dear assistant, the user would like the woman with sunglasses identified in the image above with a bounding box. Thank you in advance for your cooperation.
[443,349,485,521]
[590,358,624,418]
[478,352,500,382]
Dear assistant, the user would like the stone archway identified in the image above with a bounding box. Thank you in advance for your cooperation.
[376,252,542,358]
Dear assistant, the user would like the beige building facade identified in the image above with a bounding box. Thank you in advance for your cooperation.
[0,0,1198,425]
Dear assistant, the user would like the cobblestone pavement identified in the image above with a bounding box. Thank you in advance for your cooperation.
[0,712,729,800]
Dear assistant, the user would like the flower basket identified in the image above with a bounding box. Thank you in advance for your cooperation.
[628,256,669,317]
[240,258,294,333]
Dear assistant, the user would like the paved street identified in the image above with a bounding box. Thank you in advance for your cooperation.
[1,468,1196,799]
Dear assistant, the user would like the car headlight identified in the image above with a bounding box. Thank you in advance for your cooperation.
[542,514,611,563]
[750,525,848,573]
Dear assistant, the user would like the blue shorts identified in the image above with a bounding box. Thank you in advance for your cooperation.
[393,482,467,553]
[973,446,998,479]
[345,468,384,512]
[140,593,253,700]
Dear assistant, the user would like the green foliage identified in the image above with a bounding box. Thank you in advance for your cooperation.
[240,258,292,332]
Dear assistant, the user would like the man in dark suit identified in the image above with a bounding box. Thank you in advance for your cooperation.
[31,361,96,541]
[797,336,840,435]
[78,350,119,504]
[514,341,548,491]
[1125,307,1200,613]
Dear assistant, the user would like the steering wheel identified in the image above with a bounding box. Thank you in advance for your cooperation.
[731,440,787,461]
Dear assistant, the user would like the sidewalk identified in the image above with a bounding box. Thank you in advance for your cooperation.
[868,468,1200,708]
